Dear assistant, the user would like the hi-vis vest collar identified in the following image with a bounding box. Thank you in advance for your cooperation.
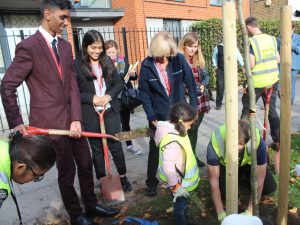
[0,140,11,208]
[250,33,279,88]
[158,133,199,192]
[211,125,260,166]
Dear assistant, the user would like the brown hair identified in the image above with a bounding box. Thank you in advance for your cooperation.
[105,39,119,51]
[238,120,251,145]
[178,32,205,68]
[245,16,259,28]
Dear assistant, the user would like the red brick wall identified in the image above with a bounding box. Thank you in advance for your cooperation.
[113,0,250,25]
[251,0,288,20]
[111,0,250,65]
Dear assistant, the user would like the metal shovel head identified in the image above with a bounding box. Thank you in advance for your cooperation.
[100,174,125,205]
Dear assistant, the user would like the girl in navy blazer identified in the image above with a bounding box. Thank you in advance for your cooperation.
[75,30,132,192]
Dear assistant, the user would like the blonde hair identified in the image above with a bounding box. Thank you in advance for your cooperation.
[149,31,177,58]
[178,32,205,69]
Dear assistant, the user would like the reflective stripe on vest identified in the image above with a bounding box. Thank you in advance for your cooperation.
[211,125,261,166]
[250,34,279,88]
[0,140,12,196]
[158,133,200,192]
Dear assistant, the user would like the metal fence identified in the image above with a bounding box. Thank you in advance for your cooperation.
[0,27,217,133]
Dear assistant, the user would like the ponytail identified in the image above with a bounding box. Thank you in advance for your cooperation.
[170,102,197,137]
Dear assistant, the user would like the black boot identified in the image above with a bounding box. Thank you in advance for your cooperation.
[85,204,120,218]
[70,214,98,225]
[120,176,132,192]
[144,186,157,196]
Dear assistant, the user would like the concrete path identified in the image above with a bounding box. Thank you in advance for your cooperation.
[1,78,299,225]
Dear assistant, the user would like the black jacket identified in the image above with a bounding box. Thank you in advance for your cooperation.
[74,56,123,131]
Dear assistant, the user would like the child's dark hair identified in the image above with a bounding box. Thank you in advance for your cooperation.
[9,132,56,170]
[170,102,197,136]
[41,0,72,16]
[238,120,251,145]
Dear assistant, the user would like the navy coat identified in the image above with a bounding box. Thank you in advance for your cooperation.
[138,53,198,122]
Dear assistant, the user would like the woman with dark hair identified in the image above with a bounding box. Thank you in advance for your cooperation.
[0,132,56,209]
[105,40,142,155]
[74,30,132,192]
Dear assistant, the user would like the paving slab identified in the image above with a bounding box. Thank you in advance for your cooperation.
[0,78,299,224]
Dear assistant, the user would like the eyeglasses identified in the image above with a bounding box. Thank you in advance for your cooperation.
[27,164,45,182]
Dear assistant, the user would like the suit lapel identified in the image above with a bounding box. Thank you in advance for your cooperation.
[35,31,63,82]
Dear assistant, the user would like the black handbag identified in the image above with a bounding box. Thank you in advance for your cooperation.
[121,85,141,110]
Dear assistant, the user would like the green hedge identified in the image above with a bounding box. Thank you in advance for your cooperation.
[190,19,300,89]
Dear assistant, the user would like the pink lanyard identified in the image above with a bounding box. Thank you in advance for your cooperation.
[92,64,103,92]
[156,63,170,96]
[44,37,62,80]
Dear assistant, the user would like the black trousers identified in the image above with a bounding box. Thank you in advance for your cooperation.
[187,112,205,154]
[241,82,280,142]
[216,69,225,107]
[146,123,160,188]
[219,164,276,201]
[120,106,132,147]
[88,108,127,179]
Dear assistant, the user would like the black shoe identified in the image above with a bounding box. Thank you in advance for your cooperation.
[144,186,157,196]
[120,176,132,192]
[196,158,206,168]
[215,105,221,110]
[70,214,98,225]
[85,204,120,218]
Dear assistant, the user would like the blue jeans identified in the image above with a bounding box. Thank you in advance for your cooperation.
[291,70,298,104]
[173,196,188,225]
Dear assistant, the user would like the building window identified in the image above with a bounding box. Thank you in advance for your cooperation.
[163,19,181,43]
[210,0,222,6]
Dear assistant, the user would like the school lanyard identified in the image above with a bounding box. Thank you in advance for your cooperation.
[43,36,63,80]
[156,63,170,96]
[92,64,103,93]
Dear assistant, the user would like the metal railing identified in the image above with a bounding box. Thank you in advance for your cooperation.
[0,26,217,133]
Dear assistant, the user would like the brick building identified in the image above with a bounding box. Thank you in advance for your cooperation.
[111,0,250,64]
[251,0,299,21]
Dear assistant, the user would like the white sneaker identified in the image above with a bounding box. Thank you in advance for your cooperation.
[127,145,142,155]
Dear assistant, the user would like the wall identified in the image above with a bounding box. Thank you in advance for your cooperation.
[251,0,288,20]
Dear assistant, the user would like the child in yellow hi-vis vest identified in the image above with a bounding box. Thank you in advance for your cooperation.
[155,102,200,225]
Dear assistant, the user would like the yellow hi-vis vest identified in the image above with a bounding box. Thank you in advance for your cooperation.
[158,133,199,192]
[0,140,11,208]
[250,33,279,88]
[211,125,261,166]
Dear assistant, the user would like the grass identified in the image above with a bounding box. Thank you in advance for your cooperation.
[273,133,300,208]
[120,134,300,224]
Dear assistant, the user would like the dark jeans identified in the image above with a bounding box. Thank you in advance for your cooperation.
[88,108,127,179]
[120,102,133,146]
[291,70,298,104]
[146,123,160,188]
[241,82,280,143]
[219,164,276,200]
[187,112,205,154]
[173,196,188,225]
[216,69,225,107]
[50,136,97,219]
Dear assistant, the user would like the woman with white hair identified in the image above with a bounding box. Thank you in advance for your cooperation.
[138,31,198,196]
